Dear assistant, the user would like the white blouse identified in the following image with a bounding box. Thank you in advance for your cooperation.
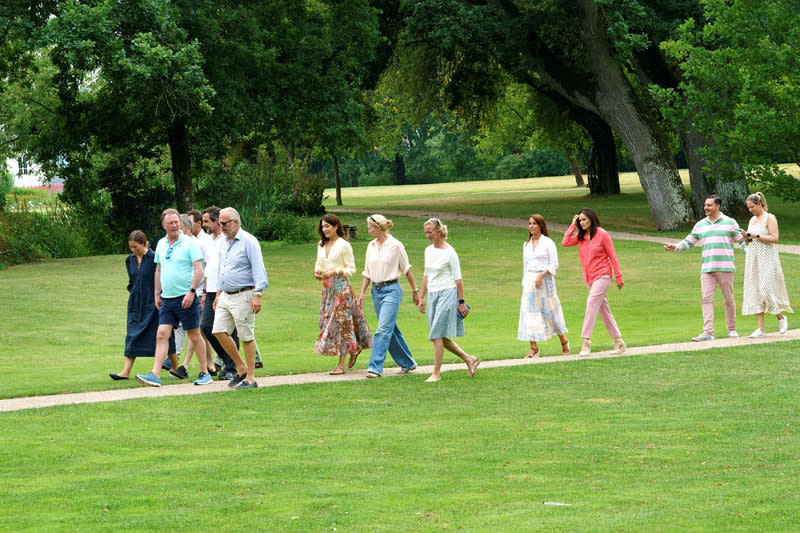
[362,235,412,283]
[424,244,462,292]
[523,235,559,275]
[314,237,356,278]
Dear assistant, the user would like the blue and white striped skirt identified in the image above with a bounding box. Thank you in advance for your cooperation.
[428,287,465,340]
[517,272,568,341]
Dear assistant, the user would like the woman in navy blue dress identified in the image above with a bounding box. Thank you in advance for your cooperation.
[110,230,174,380]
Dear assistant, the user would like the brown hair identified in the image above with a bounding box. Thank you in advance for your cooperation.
[161,208,179,222]
[527,214,550,240]
[188,209,202,223]
[576,208,600,240]
[203,205,221,221]
[318,214,346,246]
[128,230,148,247]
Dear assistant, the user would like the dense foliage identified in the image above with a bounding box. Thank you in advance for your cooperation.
[659,0,800,202]
[2,0,800,264]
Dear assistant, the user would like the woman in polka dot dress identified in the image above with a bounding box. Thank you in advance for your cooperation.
[740,192,792,337]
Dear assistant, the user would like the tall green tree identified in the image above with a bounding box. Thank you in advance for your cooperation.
[399,0,695,230]
[7,0,379,213]
[659,0,800,204]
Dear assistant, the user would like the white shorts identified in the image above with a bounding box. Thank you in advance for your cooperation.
[212,290,257,342]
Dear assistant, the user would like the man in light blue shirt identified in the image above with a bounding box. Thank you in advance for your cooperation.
[136,209,212,387]
[213,207,269,390]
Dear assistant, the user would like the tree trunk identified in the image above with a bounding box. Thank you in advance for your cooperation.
[680,130,710,219]
[708,172,750,221]
[333,155,342,206]
[580,114,618,194]
[578,0,691,230]
[538,88,618,193]
[168,118,194,212]
[569,156,584,187]
[681,131,749,220]
[392,152,407,185]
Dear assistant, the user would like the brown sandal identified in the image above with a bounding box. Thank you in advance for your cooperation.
[329,367,345,375]
[560,338,570,355]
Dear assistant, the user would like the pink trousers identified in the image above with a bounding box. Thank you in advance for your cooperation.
[582,275,621,339]
[700,271,736,335]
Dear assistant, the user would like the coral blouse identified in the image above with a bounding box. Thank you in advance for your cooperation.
[561,224,623,286]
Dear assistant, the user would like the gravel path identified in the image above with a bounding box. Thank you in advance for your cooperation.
[3,209,797,413]
[2,330,798,413]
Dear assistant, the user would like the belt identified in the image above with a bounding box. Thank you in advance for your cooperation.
[373,279,398,290]
[224,286,255,294]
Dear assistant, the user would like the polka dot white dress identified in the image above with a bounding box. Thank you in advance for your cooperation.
[742,215,793,316]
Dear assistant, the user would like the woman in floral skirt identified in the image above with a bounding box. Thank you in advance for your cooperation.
[314,214,372,374]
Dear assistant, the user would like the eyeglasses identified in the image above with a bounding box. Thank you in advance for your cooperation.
[165,241,178,259]
[426,217,440,226]
[218,220,233,227]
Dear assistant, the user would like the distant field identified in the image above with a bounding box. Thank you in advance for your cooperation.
[324,169,800,242]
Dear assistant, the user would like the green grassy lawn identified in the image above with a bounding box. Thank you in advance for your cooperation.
[1,345,798,530]
[2,176,799,530]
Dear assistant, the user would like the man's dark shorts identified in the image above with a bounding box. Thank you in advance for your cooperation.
[159,297,200,330]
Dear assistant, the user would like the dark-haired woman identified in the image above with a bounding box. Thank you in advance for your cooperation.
[110,230,175,380]
[561,208,625,356]
[518,214,569,357]
[314,214,372,375]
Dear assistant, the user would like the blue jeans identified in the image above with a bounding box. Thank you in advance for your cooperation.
[367,283,417,375]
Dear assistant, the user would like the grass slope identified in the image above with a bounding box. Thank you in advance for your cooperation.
[1,346,798,530]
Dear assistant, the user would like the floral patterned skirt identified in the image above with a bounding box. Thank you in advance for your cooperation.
[314,276,373,356]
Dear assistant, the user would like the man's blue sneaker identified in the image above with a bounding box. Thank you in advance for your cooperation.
[194,372,213,386]
[136,372,161,387]
[162,359,172,371]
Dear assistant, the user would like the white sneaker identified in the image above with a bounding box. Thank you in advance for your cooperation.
[778,317,788,333]
[691,333,714,342]
[728,331,739,338]
[749,328,765,338]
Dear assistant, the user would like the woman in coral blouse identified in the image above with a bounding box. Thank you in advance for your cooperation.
[561,208,626,356]
[314,214,372,374]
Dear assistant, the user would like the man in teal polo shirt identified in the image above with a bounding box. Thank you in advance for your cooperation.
[136,208,212,387]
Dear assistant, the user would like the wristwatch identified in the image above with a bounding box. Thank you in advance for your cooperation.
[189,287,196,294]
[254,292,263,297]
[458,299,465,304]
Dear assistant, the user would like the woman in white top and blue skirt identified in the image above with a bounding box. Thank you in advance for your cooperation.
[518,214,569,357]
[417,218,481,382]
[358,214,420,378]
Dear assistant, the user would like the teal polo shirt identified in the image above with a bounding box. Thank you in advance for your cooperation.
[154,233,204,298]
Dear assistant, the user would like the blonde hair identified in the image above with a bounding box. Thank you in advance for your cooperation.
[746,192,768,211]
[367,214,393,232]
[425,217,448,239]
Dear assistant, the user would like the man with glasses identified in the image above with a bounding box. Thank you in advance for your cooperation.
[212,207,269,389]
[136,208,212,386]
